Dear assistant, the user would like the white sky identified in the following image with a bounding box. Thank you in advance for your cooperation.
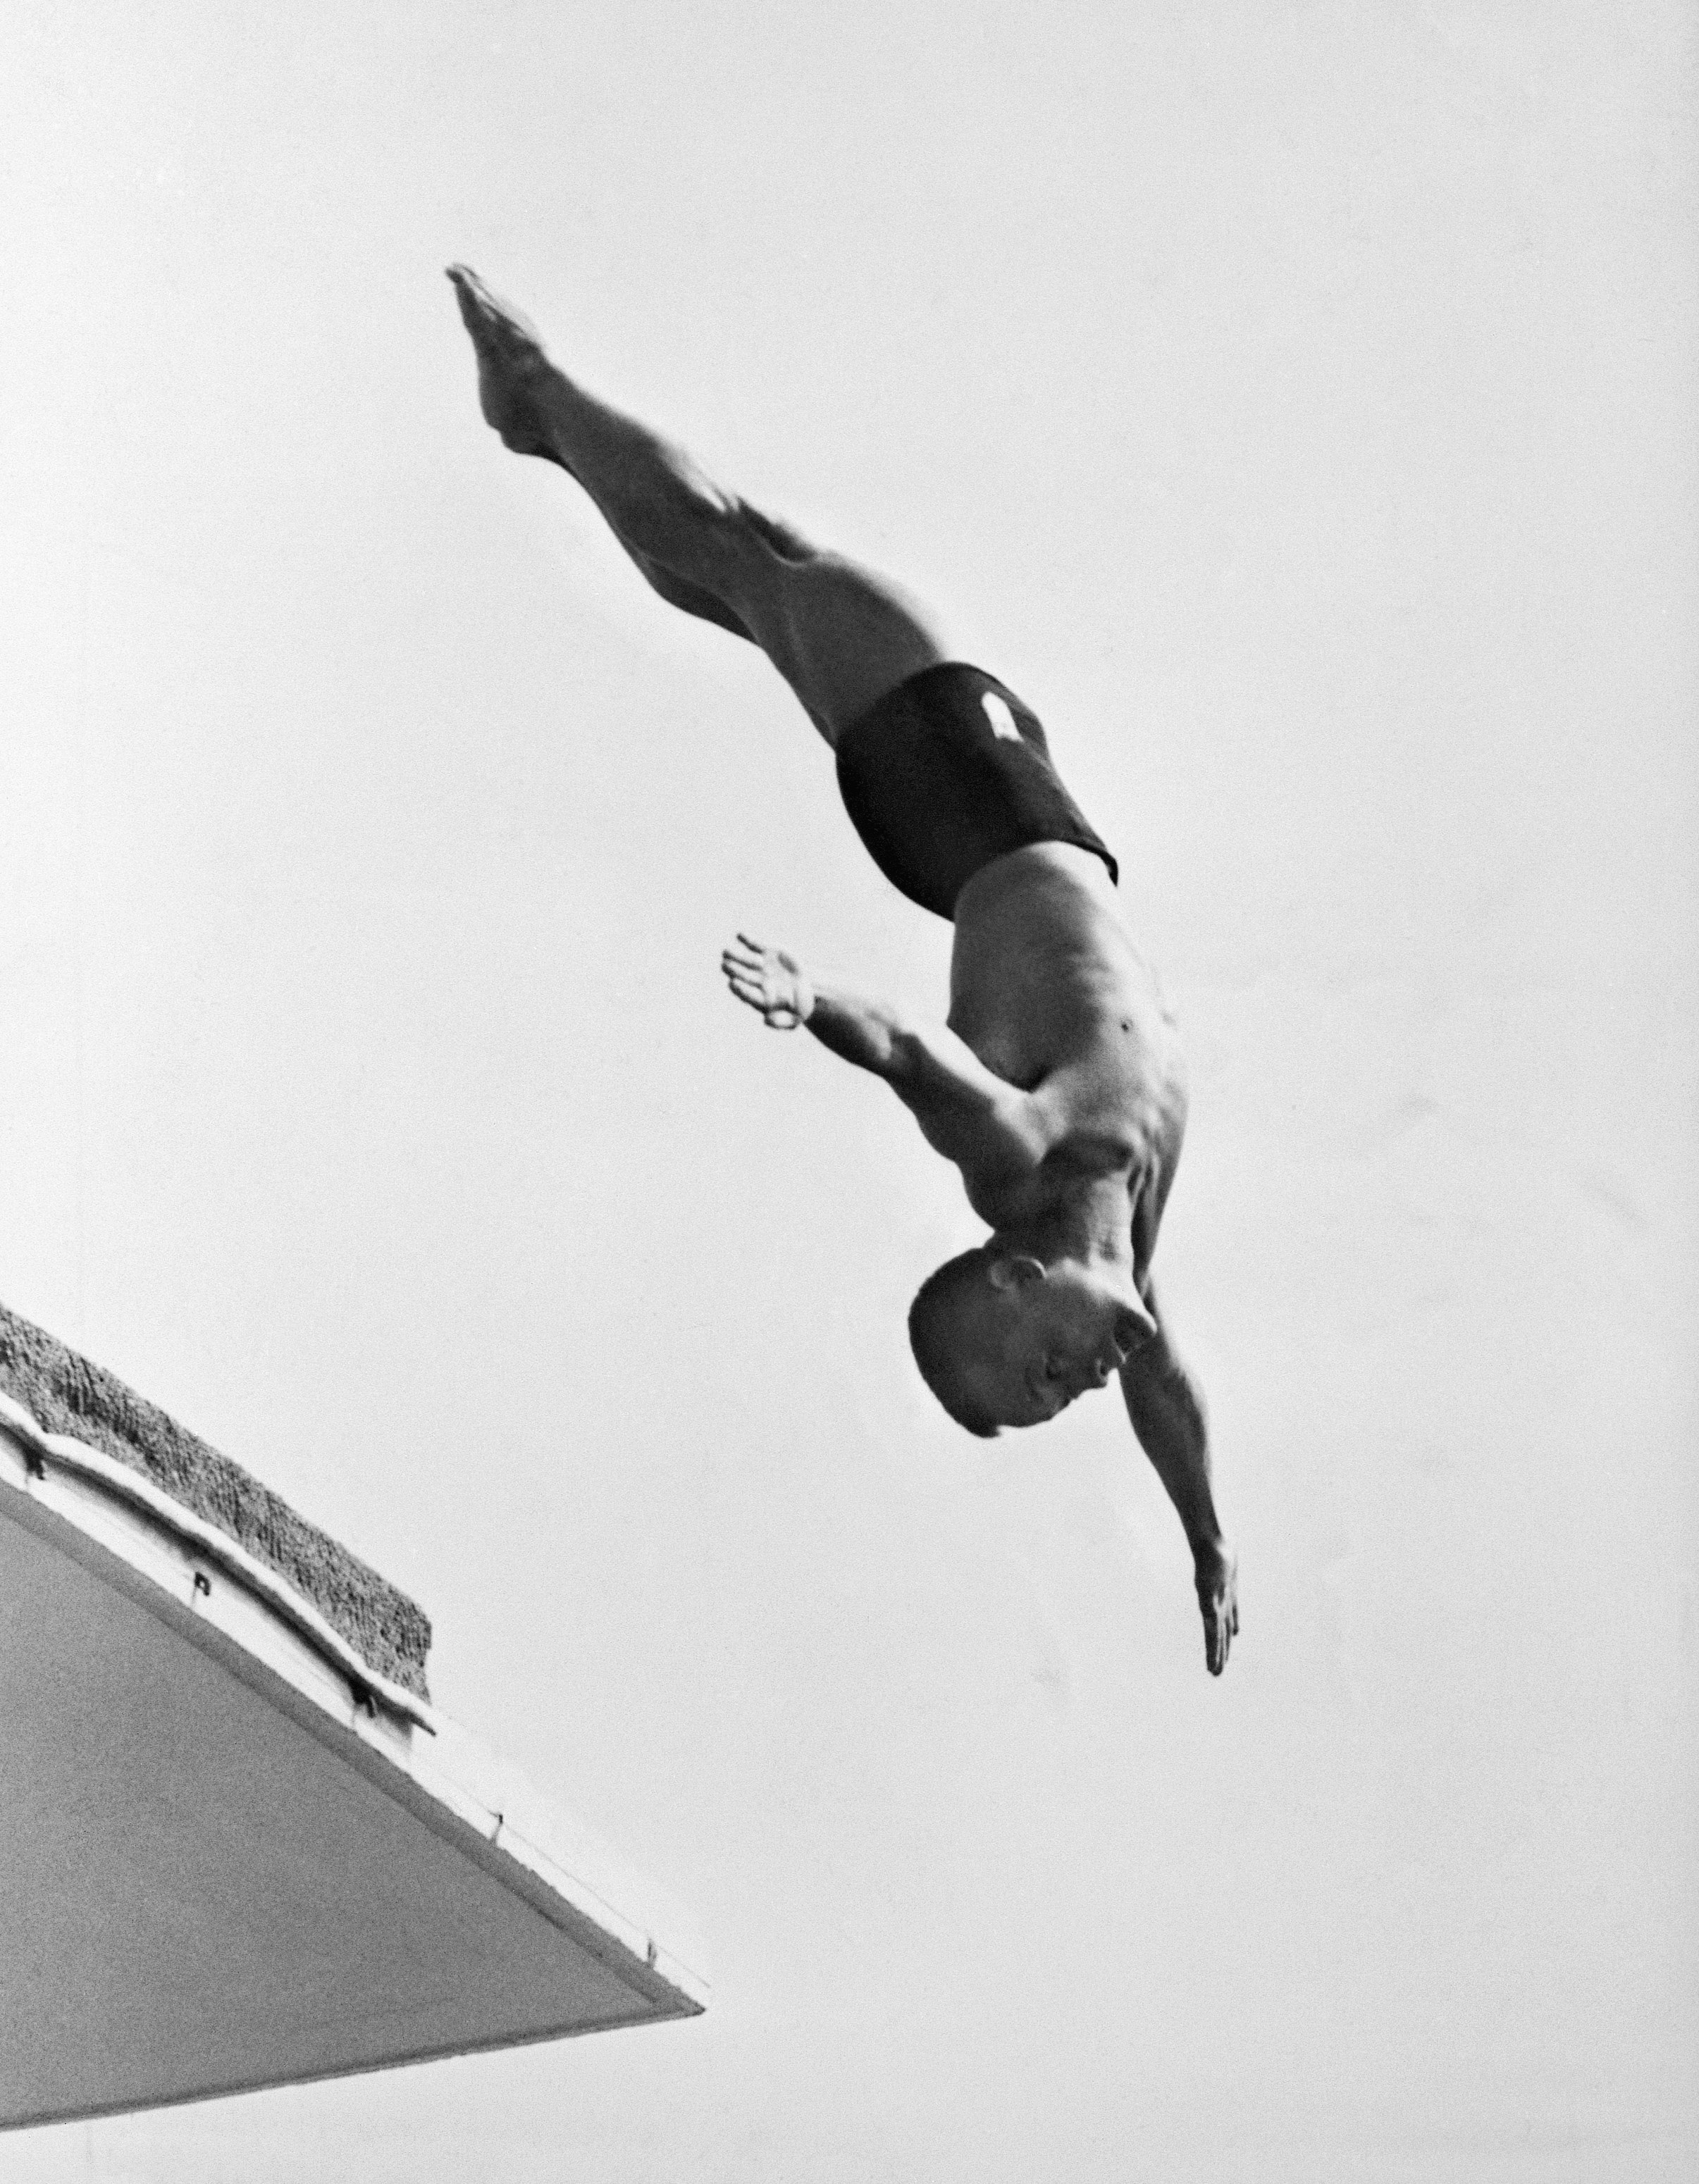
[3,3,1695,2178]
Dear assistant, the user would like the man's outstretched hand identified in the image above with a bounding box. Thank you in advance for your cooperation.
[1195,1543,1240,1676]
[721,933,815,1030]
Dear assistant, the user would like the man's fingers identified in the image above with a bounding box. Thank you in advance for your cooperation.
[1201,1586,1233,1675]
[722,936,808,1031]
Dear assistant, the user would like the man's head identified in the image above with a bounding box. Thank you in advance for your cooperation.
[908,1245,1156,1435]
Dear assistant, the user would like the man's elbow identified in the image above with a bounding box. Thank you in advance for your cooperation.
[885,1025,929,1086]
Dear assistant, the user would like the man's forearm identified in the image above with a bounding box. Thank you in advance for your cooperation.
[1120,1341,1225,1556]
[731,946,1044,1170]
[1122,1323,1239,1674]
[803,982,915,1079]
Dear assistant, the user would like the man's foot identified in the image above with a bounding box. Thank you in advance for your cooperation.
[445,264,571,468]
[1194,1541,1239,1676]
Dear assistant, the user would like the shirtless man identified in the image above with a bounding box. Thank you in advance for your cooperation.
[449,266,1239,1673]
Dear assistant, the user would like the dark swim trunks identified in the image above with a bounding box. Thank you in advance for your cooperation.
[834,662,1118,920]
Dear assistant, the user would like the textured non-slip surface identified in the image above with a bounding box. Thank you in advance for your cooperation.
[0,1300,430,1697]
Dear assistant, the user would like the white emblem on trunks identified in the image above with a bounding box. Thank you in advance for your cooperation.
[982,692,1021,741]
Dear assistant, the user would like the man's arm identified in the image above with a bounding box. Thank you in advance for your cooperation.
[719,933,1049,1177]
[1118,1279,1240,1675]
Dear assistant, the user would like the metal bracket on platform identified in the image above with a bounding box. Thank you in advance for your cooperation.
[0,1387,436,1735]
[0,1398,50,1480]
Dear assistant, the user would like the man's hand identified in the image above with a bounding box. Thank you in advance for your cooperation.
[1194,1541,1240,1677]
[721,933,815,1030]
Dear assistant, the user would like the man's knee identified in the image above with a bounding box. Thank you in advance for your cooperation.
[693,500,822,650]
[673,492,809,591]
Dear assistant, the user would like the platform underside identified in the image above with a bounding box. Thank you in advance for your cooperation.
[0,1398,705,2128]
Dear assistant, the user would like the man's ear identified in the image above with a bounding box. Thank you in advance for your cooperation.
[987,1253,1046,1294]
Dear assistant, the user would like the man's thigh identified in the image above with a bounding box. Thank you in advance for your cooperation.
[721,510,955,746]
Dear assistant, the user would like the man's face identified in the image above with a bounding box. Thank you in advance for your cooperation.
[959,1258,1150,1429]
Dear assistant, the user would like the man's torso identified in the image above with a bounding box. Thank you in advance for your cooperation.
[947,844,1189,1264]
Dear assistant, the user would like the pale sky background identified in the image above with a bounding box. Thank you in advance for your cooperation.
[2,3,1695,2179]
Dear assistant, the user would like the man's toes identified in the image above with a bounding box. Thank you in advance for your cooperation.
[445,266,544,356]
[446,263,498,317]
[446,265,490,333]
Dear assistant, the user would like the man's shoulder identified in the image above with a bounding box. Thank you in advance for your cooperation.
[1033,1106,1185,1269]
